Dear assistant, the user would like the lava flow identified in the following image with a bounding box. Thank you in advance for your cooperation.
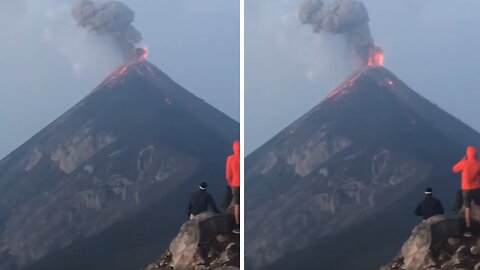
[368,47,384,66]
[98,46,150,89]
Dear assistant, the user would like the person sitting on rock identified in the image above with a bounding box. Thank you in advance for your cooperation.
[453,146,480,237]
[188,182,220,219]
[414,187,444,220]
[226,140,240,234]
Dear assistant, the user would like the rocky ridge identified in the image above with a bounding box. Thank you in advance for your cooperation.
[143,212,240,270]
[382,216,480,270]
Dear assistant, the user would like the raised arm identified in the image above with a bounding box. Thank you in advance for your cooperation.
[452,159,465,173]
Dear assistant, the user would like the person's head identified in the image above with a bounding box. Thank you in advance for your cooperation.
[425,187,433,196]
[466,146,478,160]
[233,140,240,156]
[199,182,208,191]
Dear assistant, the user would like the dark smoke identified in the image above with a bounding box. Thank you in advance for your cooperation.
[299,0,377,65]
[72,0,142,60]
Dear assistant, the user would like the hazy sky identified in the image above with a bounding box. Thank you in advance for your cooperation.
[0,0,239,159]
[246,0,480,154]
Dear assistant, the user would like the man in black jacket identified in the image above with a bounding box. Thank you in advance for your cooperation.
[188,182,220,219]
[414,187,445,220]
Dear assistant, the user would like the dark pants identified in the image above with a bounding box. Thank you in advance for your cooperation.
[463,188,480,207]
[223,185,232,210]
[232,187,240,204]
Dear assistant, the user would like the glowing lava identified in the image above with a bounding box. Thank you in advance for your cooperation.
[140,47,148,61]
[135,47,148,61]
[328,73,361,99]
[111,65,128,81]
[102,65,129,88]
[368,47,384,66]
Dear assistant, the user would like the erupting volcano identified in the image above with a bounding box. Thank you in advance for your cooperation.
[0,57,238,269]
[245,65,480,270]
[136,47,149,61]
[72,0,145,62]
[300,0,383,67]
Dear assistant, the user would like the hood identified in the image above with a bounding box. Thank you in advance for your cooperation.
[233,141,240,157]
[467,146,478,159]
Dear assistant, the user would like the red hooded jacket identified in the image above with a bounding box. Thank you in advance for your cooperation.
[452,146,480,190]
[226,141,240,188]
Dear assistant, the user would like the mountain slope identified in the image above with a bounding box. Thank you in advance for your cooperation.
[245,66,480,269]
[0,61,238,269]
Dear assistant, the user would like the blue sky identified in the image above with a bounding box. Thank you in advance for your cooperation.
[246,0,480,153]
[0,0,239,159]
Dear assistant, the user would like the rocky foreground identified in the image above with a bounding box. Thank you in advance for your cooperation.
[382,215,480,270]
[142,212,239,270]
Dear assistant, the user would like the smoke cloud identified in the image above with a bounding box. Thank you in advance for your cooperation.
[72,0,142,60]
[299,0,379,65]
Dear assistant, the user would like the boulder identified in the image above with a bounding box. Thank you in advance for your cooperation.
[143,212,239,270]
[383,217,480,270]
[400,215,446,269]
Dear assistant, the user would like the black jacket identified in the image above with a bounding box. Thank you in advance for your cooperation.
[188,190,220,217]
[414,195,444,220]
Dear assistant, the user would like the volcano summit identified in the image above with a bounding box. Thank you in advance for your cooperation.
[245,66,480,270]
[0,60,238,270]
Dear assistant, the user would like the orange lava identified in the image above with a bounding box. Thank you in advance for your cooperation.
[117,66,128,75]
[113,66,128,80]
[140,47,148,61]
[104,65,128,87]
[328,74,361,99]
[368,47,384,66]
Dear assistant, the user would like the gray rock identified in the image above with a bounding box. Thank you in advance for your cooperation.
[383,218,480,270]
[448,237,460,246]
[169,212,221,269]
[471,245,480,255]
[400,215,445,269]
[143,212,239,270]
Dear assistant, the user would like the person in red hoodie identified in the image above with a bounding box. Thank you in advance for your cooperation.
[226,140,240,234]
[453,146,480,237]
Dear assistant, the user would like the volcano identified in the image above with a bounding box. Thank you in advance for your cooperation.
[245,66,480,270]
[0,61,238,270]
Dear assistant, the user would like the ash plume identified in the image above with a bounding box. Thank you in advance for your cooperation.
[72,0,142,60]
[299,0,379,65]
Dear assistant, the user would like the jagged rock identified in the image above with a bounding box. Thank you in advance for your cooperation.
[450,245,468,265]
[143,212,239,270]
[383,218,480,270]
[471,245,480,256]
[399,215,445,269]
[448,238,460,246]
